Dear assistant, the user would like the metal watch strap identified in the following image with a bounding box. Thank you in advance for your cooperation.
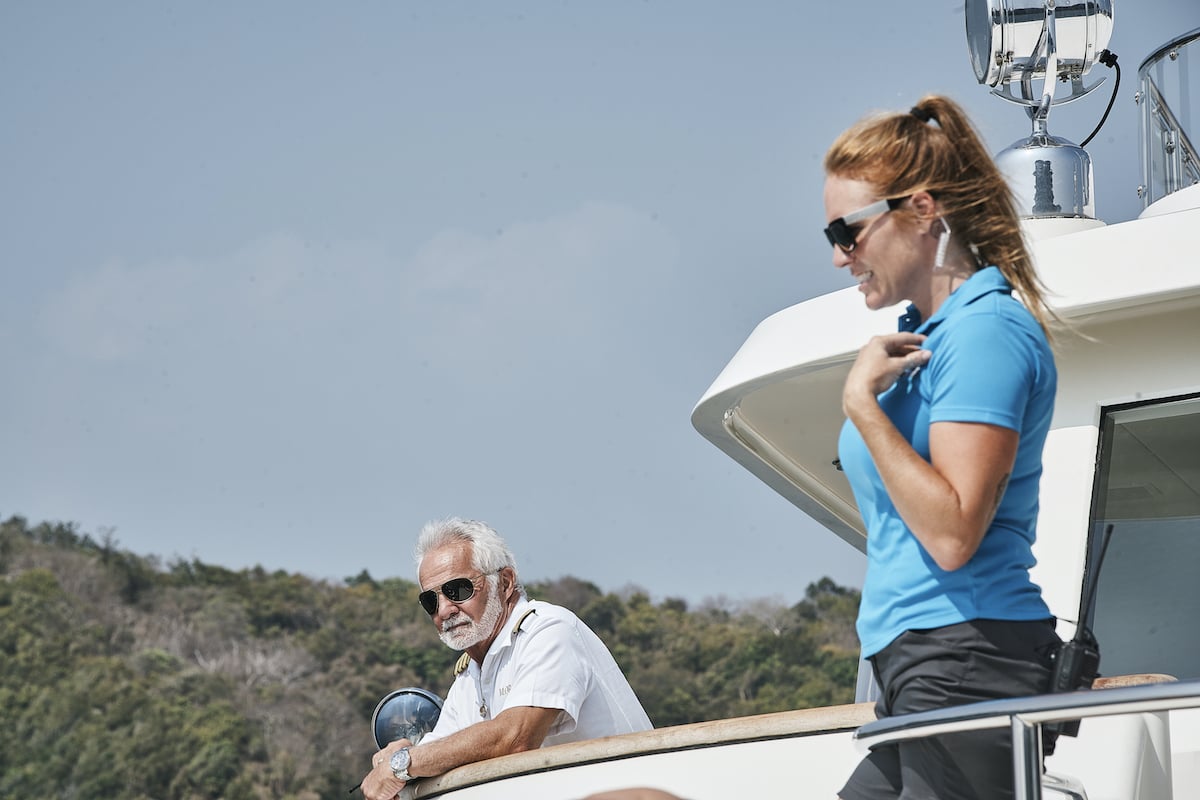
[390,746,413,781]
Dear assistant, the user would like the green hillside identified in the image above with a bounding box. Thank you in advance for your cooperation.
[0,516,860,799]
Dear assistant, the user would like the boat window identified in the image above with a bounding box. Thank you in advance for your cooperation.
[1086,393,1200,680]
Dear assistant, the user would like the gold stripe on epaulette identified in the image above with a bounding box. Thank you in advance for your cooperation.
[511,607,537,635]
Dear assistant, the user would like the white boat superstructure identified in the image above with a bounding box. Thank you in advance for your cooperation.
[405,8,1200,800]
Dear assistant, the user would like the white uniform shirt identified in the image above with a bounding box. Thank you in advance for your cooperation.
[421,598,651,746]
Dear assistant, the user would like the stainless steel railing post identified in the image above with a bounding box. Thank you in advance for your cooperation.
[1011,716,1044,800]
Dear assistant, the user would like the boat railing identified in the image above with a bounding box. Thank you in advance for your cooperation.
[853,678,1200,800]
[1138,27,1200,207]
[412,701,877,798]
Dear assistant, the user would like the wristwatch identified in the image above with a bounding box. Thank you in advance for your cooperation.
[389,746,413,781]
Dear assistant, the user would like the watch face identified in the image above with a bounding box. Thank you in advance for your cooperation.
[389,747,411,777]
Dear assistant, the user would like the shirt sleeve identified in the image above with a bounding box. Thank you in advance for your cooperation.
[502,616,591,735]
[925,307,1042,431]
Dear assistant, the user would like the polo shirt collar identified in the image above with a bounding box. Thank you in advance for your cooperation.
[897,266,1012,334]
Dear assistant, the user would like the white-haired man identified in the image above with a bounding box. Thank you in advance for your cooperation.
[360,518,652,800]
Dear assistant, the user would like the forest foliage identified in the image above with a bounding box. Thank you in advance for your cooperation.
[0,515,861,800]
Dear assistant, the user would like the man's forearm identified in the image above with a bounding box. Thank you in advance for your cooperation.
[410,705,561,778]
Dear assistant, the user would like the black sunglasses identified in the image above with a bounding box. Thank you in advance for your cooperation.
[823,196,908,252]
[418,574,489,615]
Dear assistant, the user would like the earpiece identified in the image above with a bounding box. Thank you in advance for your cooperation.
[933,217,952,271]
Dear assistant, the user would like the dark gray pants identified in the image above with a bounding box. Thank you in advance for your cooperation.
[840,618,1060,800]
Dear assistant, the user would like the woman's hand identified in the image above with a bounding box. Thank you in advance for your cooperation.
[843,333,930,417]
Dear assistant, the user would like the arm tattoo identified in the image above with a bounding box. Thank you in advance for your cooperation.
[992,473,1011,514]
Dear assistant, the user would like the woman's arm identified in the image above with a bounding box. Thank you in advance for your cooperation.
[844,333,1017,571]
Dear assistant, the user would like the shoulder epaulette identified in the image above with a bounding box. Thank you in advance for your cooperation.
[511,607,537,635]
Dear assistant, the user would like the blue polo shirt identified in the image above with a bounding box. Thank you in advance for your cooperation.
[838,267,1056,658]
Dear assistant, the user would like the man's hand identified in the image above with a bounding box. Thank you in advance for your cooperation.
[361,738,412,800]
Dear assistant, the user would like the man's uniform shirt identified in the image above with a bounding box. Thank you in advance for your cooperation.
[422,597,651,746]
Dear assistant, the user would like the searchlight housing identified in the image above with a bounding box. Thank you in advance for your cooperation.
[966,0,1115,219]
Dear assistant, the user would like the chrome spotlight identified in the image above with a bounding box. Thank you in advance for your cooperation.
[371,687,444,749]
[966,0,1116,219]
[967,0,1114,108]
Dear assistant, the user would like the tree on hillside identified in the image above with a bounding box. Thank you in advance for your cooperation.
[0,515,861,798]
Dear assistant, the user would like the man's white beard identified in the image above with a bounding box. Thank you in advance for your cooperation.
[439,580,503,651]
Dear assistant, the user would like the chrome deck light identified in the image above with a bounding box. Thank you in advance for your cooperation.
[371,686,444,749]
[966,0,1115,219]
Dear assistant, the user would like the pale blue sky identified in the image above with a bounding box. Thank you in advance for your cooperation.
[3,2,1195,605]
